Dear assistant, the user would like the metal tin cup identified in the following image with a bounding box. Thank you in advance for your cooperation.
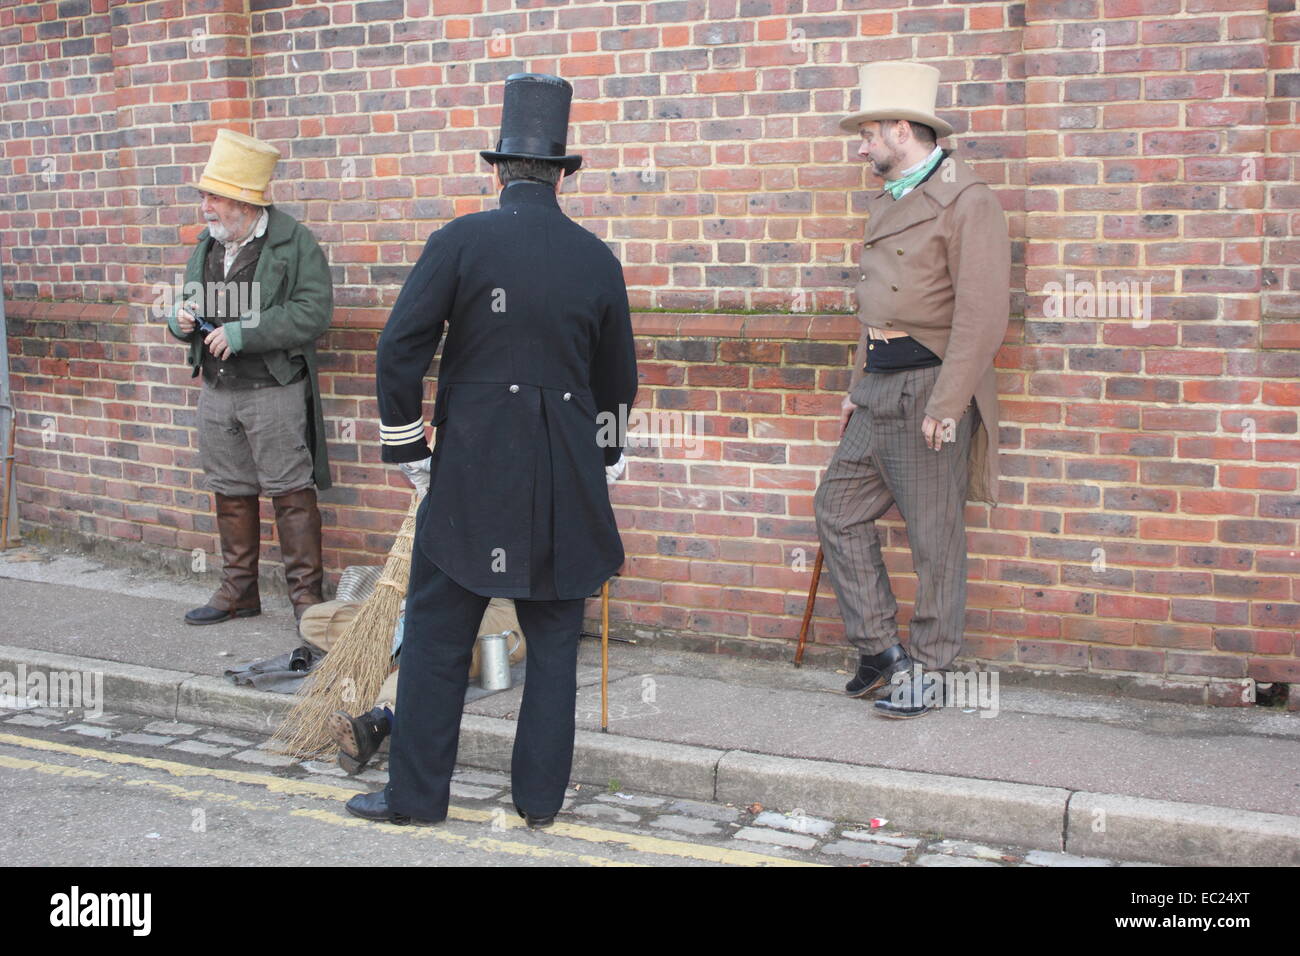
[478,630,521,691]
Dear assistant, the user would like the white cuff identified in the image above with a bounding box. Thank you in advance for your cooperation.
[380,418,425,447]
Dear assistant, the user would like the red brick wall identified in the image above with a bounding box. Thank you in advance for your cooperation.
[2,0,1298,701]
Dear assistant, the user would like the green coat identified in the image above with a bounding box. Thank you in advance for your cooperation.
[166,206,334,491]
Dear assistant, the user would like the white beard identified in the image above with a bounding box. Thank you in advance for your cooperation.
[205,217,232,241]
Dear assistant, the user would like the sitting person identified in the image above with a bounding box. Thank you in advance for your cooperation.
[327,598,524,774]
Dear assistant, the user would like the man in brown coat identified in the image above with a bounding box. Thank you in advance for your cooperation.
[814,61,1011,718]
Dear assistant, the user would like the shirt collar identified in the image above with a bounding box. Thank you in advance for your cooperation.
[499,180,561,209]
[219,208,269,251]
[895,145,944,181]
[881,146,946,200]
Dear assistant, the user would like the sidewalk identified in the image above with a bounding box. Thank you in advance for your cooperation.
[1,544,1297,867]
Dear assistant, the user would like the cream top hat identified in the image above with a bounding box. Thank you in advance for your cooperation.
[839,61,954,139]
[196,129,280,207]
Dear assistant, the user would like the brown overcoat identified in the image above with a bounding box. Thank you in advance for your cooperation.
[852,151,1011,504]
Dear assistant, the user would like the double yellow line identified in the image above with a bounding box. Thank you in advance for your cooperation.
[0,731,821,867]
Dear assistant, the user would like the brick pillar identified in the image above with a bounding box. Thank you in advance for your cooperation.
[1264,0,1300,338]
[1019,0,1290,676]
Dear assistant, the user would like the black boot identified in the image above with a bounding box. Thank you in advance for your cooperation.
[515,803,556,830]
[328,707,390,775]
[845,643,912,698]
[874,666,944,719]
[345,789,440,826]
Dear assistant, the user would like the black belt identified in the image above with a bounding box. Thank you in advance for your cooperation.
[203,366,306,389]
[865,335,942,373]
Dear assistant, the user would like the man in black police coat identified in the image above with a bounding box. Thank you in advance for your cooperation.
[347,74,638,827]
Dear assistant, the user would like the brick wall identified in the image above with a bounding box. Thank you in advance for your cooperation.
[2,0,1298,703]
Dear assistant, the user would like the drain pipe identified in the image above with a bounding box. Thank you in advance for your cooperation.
[0,248,18,547]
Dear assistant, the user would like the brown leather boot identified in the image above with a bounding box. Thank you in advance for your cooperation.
[272,486,325,620]
[185,493,262,625]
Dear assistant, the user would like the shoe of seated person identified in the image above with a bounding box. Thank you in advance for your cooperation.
[328,707,390,776]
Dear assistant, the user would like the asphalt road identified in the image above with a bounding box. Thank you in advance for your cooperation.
[0,706,1104,869]
[0,717,817,868]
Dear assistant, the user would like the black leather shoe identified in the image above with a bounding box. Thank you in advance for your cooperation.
[514,803,556,830]
[345,789,440,826]
[874,667,943,719]
[845,644,912,698]
[329,708,390,775]
[184,604,261,626]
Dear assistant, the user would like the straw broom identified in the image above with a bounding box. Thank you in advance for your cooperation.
[270,490,421,758]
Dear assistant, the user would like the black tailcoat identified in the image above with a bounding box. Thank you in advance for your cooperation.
[376,181,638,600]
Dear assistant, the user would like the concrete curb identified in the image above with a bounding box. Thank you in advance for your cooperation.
[458,714,725,803]
[1067,792,1300,867]
[178,675,294,734]
[715,750,1070,852]
[2,644,1297,867]
[0,645,187,722]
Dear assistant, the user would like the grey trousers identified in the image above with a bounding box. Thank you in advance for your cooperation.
[197,378,315,497]
[813,364,977,670]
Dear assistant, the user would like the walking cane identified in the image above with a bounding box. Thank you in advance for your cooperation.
[793,406,851,667]
[0,400,16,552]
[600,579,610,732]
[793,548,823,668]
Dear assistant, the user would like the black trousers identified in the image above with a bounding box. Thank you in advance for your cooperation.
[384,515,586,821]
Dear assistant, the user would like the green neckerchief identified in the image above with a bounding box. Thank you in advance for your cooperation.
[884,148,944,200]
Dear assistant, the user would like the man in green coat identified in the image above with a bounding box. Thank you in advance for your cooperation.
[165,129,333,626]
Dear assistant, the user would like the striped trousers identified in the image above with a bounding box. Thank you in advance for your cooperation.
[813,364,977,670]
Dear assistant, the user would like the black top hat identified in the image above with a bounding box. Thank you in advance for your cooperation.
[480,73,583,175]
